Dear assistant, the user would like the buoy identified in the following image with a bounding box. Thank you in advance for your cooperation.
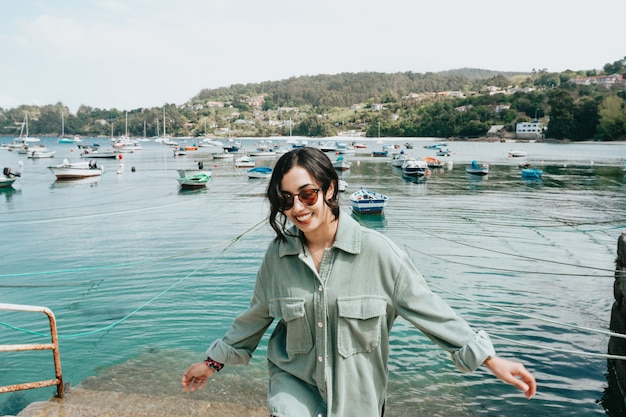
[131,166,136,172]
[117,154,123,160]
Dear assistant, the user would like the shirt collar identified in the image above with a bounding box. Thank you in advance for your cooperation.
[278,211,362,257]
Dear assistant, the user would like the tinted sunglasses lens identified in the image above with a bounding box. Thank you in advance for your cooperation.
[299,189,319,205]
[280,194,294,210]
[279,189,319,210]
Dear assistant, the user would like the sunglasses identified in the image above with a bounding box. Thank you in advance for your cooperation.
[279,188,321,210]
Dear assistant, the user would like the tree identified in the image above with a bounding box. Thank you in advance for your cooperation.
[546,90,575,139]
[596,95,626,140]
[603,57,626,75]
[571,97,599,140]
[293,114,336,137]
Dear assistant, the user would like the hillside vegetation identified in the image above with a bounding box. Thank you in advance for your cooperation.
[1,60,625,141]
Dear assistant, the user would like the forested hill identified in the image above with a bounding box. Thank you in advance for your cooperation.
[192,68,530,108]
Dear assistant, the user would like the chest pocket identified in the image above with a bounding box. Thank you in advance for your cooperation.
[337,296,387,358]
[269,297,313,355]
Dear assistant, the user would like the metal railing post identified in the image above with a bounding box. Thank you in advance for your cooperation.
[0,303,64,398]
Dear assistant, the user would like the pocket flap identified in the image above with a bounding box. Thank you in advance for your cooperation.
[269,298,306,322]
[338,297,387,320]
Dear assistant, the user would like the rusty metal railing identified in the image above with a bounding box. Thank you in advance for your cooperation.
[0,303,64,398]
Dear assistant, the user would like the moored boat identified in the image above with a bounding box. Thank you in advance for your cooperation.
[350,187,388,214]
[234,156,255,168]
[401,158,430,176]
[332,155,351,171]
[1,163,22,188]
[247,166,273,179]
[391,151,409,167]
[521,168,543,179]
[509,150,528,157]
[177,172,211,189]
[80,149,119,159]
[28,149,56,159]
[48,159,104,179]
[436,148,451,157]
[466,160,489,175]
[424,156,444,168]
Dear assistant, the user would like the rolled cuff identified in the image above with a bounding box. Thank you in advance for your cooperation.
[205,338,253,366]
[450,330,496,372]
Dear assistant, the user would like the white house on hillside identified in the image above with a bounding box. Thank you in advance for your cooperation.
[516,120,543,140]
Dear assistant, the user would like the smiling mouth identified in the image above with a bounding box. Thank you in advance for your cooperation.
[295,213,313,222]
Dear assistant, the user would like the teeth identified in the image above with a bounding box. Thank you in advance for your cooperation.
[296,213,313,222]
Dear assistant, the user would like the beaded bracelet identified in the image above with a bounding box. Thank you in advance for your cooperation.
[204,357,224,372]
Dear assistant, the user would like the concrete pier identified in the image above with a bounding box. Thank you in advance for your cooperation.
[13,388,268,417]
[607,232,626,413]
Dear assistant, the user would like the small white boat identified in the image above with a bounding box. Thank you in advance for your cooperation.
[1,163,22,188]
[436,148,451,157]
[336,143,355,154]
[508,150,528,157]
[248,146,276,157]
[28,149,56,159]
[391,151,409,167]
[466,160,489,175]
[316,141,337,152]
[247,166,273,179]
[234,156,255,168]
[177,172,211,189]
[338,179,348,192]
[80,149,119,159]
[350,187,388,214]
[48,159,104,179]
[332,155,351,171]
[401,158,430,176]
[18,144,48,155]
[212,151,234,160]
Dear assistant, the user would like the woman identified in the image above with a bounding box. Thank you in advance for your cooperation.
[182,147,536,416]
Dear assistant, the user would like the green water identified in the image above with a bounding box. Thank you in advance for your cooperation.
[1,138,625,416]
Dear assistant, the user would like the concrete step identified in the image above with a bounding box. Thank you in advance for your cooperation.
[16,389,268,417]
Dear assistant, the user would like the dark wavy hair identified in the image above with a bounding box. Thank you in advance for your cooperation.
[267,147,340,242]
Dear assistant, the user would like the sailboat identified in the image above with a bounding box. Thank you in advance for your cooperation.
[58,114,78,143]
[17,114,40,144]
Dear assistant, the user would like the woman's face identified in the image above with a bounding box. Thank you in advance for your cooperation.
[280,165,335,236]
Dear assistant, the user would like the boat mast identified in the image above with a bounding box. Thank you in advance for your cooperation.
[163,108,166,137]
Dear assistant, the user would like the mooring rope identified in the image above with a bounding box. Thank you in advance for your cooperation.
[398,219,617,274]
[0,218,268,339]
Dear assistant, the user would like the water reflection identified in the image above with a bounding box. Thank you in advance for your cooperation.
[50,177,101,189]
[0,186,19,202]
[351,211,387,229]
[401,173,428,185]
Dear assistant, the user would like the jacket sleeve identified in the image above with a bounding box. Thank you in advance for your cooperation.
[393,251,495,372]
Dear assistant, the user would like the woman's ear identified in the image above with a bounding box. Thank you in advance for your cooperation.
[326,182,336,201]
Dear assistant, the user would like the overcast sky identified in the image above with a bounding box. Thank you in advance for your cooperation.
[1,0,624,113]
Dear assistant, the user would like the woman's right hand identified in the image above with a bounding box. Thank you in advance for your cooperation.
[181,362,215,392]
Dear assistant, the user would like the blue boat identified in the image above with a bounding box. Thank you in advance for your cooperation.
[247,166,273,179]
[466,160,489,175]
[521,168,543,179]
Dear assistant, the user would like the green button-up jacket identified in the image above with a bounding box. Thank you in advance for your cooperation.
[206,212,495,417]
